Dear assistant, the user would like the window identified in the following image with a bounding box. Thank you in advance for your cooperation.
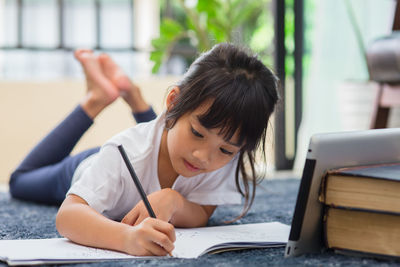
[0,0,159,80]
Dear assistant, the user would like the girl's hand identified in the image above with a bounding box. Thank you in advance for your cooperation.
[121,188,181,226]
[123,217,176,256]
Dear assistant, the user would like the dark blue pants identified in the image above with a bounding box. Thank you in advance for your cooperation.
[9,105,156,205]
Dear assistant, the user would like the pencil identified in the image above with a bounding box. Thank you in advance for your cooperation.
[118,144,173,257]
[117,144,156,218]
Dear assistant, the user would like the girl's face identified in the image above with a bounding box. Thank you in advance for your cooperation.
[166,100,242,178]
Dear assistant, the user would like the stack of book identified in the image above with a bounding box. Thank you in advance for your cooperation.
[319,162,400,259]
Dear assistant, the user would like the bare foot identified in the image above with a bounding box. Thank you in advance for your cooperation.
[98,53,150,113]
[74,49,120,119]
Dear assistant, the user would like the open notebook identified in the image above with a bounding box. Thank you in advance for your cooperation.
[0,222,290,266]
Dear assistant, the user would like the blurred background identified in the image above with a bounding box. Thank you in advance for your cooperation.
[0,0,397,187]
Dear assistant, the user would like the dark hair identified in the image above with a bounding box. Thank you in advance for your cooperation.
[166,43,279,220]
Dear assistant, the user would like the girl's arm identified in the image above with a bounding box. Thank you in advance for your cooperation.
[56,194,175,256]
[171,191,216,227]
[122,188,216,228]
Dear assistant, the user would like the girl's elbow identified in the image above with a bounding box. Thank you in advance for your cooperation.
[55,200,76,237]
[55,207,67,236]
[56,195,89,237]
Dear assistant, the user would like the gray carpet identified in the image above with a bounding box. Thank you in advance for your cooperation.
[0,179,398,266]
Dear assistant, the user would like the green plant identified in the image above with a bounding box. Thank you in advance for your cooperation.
[150,0,272,73]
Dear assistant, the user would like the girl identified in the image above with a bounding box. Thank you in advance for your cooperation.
[9,49,157,205]
[10,43,279,256]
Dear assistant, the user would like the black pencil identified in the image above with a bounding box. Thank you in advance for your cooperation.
[117,144,157,218]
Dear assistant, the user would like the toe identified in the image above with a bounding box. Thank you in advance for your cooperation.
[74,49,94,61]
[99,53,124,78]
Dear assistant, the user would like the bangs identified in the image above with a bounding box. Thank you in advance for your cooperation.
[197,73,270,151]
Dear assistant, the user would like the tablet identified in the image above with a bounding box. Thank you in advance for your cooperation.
[285,128,400,257]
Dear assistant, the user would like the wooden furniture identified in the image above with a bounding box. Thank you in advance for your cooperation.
[370,0,400,129]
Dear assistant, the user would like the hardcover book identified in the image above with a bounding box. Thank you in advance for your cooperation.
[320,162,400,258]
[319,162,400,213]
[324,208,400,258]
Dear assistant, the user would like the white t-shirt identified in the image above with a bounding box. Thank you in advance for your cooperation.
[67,112,242,221]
